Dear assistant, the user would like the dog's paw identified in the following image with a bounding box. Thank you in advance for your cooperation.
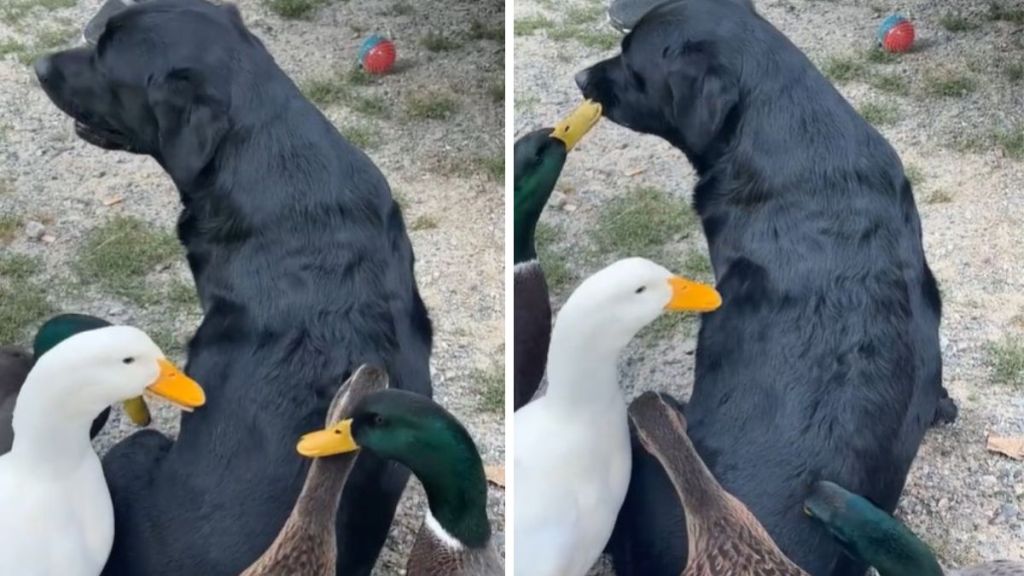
[931,397,959,426]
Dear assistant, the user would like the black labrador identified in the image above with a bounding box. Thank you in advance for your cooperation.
[576,1,957,575]
[34,1,432,574]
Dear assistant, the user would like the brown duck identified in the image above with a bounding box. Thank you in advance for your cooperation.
[628,392,807,576]
[239,364,388,576]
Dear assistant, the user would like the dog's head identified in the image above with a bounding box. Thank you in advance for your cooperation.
[576,0,758,163]
[34,0,265,185]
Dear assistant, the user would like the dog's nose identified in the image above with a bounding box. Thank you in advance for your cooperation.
[33,56,52,82]
[574,69,590,91]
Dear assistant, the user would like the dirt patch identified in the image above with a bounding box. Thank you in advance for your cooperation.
[0,0,504,572]
[515,0,1023,572]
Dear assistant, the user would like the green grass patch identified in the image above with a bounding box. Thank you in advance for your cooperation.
[0,253,42,281]
[535,221,575,296]
[515,15,555,36]
[925,189,953,204]
[923,71,977,98]
[0,282,53,344]
[487,79,504,103]
[864,47,898,64]
[549,25,619,50]
[988,337,1024,387]
[565,4,604,25]
[350,94,391,118]
[405,91,459,120]
[409,215,439,231]
[346,68,377,86]
[475,364,505,414]
[988,1,1024,24]
[938,13,979,32]
[301,76,351,107]
[341,123,381,150]
[679,249,713,281]
[594,187,695,258]
[420,31,462,52]
[0,214,21,244]
[263,0,329,20]
[11,23,77,66]
[166,280,200,311]
[383,1,414,16]
[0,39,27,59]
[1005,62,1024,83]
[822,55,866,83]
[868,73,909,95]
[469,19,503,42]
[1,0,75,24]
[75,216,181,304]
[859,100,900,126]
[475,155,504,181]
[904,164,925,187]
[995,129,1024,160]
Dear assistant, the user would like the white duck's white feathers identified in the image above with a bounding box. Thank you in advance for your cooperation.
[514,258,685,576]
[0,326,168,576]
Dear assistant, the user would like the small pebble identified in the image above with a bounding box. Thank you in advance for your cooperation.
[24,220,46,240]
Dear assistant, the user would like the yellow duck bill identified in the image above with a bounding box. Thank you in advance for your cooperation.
[146,358,206,409]
[551,99,603,151]
[665,276,723,312]
[297,419,360,458]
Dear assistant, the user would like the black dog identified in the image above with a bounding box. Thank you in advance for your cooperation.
[34,1,432,574]
[577,1,957,575]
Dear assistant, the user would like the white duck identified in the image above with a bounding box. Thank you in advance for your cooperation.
[514,257,722,576]
[0,326,206,576]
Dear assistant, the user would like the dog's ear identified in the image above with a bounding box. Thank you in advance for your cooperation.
[147,68,230,186]
[666,44,739,156]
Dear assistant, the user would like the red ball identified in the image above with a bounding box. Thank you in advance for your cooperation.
[362,39,396,75]
[882,21,915,53]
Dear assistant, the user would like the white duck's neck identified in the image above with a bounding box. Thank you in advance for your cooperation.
[544,303,629,408]
[10,365,104,473]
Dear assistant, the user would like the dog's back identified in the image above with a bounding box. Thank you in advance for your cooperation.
[597,2,948,575]
[99,3,431,574]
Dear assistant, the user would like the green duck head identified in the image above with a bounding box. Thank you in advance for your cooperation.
[514,100,602,264]
[33,314,153,432]
[298,389,492,549]
[804,481,944,576]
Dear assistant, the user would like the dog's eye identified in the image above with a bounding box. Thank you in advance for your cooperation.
[122,357,135,365]
[635,286,646,294]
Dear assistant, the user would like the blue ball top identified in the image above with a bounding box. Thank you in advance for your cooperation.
[878,14,908,41]
[359,34,387,62]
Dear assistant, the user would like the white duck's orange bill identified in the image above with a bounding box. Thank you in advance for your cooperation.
[665,276,722,312]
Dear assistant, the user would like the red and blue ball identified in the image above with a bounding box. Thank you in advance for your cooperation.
[877,14,915,53]
[359,34,396,75]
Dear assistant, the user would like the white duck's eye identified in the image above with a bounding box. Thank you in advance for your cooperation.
[122,357,135,365]
[635,286,646,294]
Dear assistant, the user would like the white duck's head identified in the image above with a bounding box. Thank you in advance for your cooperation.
[552,257,722,356]
[14,326,205,436]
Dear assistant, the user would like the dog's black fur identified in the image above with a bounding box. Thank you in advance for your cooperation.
[35,2,432,574]
[577,1,957,575]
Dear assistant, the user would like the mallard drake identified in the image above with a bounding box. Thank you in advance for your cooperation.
[0,314,153,454]
[292,384,502,576]
[240,364,389,576]
[0,326,205,576]
[514,100,602,411]
[629,391,807,576]
[805,481,1024,576]
[514,257,721,576]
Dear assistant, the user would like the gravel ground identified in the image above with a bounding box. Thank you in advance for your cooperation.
[515,0,1023,572]
[0,0,504,572]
